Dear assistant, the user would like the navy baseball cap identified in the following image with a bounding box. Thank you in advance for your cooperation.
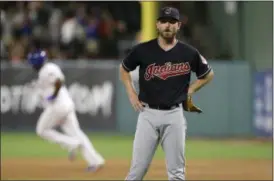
[157,7,180,21]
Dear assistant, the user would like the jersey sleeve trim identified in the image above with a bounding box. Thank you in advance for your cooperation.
[122,61,132,72]
[197,67,212,79]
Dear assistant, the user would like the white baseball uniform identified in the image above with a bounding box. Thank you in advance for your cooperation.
[34,62,105,167]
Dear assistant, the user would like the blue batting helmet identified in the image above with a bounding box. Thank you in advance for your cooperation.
[27,50,47,66]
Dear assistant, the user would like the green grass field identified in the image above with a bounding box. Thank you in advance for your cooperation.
[1,132,272,160]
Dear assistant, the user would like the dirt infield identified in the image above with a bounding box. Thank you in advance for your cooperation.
[1,158,272,180]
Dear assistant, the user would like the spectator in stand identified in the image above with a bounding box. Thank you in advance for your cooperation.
[60,9,85,59]
[98,9,119,58]
[8,6,31,63]
[85,11,100,58]
[2,2,143,61]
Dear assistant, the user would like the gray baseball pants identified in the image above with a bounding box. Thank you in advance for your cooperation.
[125,104,187,180]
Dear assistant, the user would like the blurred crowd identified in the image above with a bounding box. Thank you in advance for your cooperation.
[1,1,141,63]
[1,1,232,63]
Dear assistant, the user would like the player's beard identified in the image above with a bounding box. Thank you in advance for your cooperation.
[159,29,177,43]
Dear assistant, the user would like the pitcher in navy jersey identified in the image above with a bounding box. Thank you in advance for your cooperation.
[120,7,214,180]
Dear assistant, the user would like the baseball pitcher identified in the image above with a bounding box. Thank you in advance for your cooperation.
[120,7,214,180]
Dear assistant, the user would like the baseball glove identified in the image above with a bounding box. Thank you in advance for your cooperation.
[183,95,203,113]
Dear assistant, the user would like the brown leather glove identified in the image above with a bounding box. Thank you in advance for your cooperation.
[183,95,203,113]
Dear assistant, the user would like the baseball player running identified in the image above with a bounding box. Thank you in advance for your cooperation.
[120,7,214,180]
[27,50,105,171]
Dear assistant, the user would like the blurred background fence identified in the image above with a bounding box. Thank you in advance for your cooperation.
[1,1,273,138]
[1,60,272,138]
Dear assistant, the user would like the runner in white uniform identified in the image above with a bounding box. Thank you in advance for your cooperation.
[27,50,105,171]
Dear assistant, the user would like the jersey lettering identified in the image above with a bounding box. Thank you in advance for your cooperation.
[144,62,190,81]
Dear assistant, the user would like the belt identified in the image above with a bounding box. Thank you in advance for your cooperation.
[143,103,180,110]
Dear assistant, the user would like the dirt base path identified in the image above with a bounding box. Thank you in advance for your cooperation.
[1,158,272,180]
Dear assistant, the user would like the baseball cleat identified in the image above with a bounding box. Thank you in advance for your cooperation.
[86,164,104,172]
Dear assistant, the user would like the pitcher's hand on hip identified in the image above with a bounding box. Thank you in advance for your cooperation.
[128,90,143,112]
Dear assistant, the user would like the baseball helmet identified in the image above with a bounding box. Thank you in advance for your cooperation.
[27,50,47,66]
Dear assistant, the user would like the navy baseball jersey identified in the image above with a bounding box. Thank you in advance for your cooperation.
[122,38,212,106]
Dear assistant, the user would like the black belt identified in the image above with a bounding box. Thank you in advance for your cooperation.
[143,103,180,110]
